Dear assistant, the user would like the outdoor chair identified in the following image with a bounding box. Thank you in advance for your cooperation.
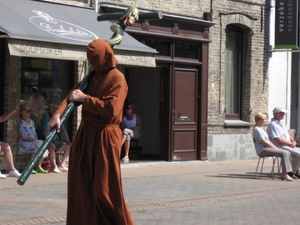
[130,138,143,160]
[254,155,281,180]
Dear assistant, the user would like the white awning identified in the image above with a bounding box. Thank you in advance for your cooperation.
[0,0,157,67]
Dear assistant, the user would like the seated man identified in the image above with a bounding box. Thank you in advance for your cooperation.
[267,107,300,178]
[0,105,21,178]
[121,103,141,162]
[38,103,71,173]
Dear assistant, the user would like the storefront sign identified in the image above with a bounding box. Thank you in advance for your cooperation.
[8,39,156,67]
[8,39,87,61]
[274,0,299,49]
[115,51,155,67]
[30,10,98,42]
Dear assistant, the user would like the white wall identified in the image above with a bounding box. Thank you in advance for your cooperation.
[268,52,291,127]
[268,0,291,127]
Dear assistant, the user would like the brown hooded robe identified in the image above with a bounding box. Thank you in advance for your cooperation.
[56,39,134,225]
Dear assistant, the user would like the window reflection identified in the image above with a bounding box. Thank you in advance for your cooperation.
[175,42,199,59]
[21,58,73,125]
[145,39,171,56]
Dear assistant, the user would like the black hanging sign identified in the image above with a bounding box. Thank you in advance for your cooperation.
[275,0,299,50]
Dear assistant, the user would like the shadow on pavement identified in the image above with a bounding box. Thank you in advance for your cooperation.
[205,172,280,180]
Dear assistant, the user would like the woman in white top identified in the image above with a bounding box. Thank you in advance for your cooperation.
[121,103,141,162]
[19,104,48,174]
[253,113,293,181]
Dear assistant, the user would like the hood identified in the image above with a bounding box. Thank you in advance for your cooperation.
[86,39,117,73]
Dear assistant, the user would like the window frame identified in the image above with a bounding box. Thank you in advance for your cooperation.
[225,25,244,120]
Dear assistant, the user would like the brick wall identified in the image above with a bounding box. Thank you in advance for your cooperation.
[207,1,268,134]
[95,0,269,160]
[206,1,269,160]
[0,42,32,170]
[96,0,269,134]
[98,0,211,17]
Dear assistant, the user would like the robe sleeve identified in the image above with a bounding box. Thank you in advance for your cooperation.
[82,72,127,118]
[55,82,81,116]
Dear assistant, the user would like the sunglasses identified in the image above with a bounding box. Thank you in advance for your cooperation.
[125,107,132,110]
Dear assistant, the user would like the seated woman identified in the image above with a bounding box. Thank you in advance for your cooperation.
[253,113,293,181]
[121,103,141,162]
[38,103,71,173]
[19,104,48,174]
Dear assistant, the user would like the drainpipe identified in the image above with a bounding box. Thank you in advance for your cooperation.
[210,0,213,20]
[94,0,99,13]
[269,0,274,121]
[203,0,213,21]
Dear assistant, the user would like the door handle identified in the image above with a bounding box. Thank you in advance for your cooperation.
[180,116,189,121]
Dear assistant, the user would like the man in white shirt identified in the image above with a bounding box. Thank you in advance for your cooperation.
[267,107,300,178]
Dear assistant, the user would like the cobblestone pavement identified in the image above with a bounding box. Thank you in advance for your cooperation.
[1,159,299,225]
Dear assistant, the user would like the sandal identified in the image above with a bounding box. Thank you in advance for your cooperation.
[281,174,293,182]
[36,168,48,174]
[121,156,129,163]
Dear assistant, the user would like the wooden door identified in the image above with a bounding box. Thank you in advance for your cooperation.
[170,68,198,160]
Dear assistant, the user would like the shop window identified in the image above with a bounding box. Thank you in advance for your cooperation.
[174,41,199,60]
[225,25,243,118]
[21,58,73,105]
[21,58,74,134]
[144,39,171,57]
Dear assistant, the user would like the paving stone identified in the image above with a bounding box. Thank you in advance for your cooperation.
[0,159,298,225]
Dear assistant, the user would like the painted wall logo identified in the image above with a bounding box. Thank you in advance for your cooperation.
[29,10,98,42]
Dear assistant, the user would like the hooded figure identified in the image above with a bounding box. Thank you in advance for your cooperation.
[49,39,134,225]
